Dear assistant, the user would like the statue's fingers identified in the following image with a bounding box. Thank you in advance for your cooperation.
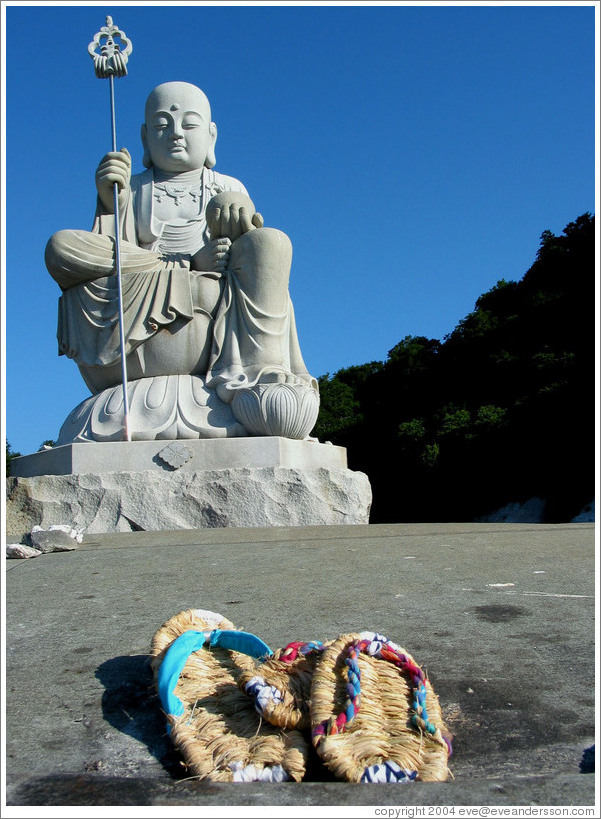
[213,242,230,270]
[239,207,254,234]
[229,207,241,241]
[98,157,130,178]
[252,212,264,229]
[103,169,129,189]
[213,245,230,260]
[103,151,129,166]
[103,164,129,180]
[208,206,222,238]
[218,204,232,238]
[97,158,119,174]
[114,155,131,173]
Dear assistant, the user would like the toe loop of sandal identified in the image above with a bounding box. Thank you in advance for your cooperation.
[243,675,285,716]
[279,640,325,663]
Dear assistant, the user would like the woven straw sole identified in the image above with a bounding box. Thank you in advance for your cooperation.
[150,609,308,782]
[310,633,451,783]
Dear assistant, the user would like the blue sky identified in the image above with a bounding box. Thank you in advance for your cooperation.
[2,1,597,456]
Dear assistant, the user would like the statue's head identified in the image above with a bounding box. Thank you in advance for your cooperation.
[141,81,217,172]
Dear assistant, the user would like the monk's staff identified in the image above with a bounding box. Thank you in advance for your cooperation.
[88,17,133,442]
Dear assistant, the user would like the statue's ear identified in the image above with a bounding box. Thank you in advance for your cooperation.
[141,123,152,168]
[205,122,217,169]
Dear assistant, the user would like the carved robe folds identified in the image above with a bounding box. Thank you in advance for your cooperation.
[49,168,319,443]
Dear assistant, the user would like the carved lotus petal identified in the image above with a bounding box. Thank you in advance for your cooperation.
[231,389,263,436]
[232,383,320,439]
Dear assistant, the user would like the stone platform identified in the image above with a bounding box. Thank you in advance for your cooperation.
[7,438,372,536]
[9,437,348,477]
[4,522,596,807]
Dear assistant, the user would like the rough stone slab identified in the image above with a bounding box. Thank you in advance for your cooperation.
[4,523,595,806]
[27,525,83,553]
[6,543,42,559]
[6,466,372,537]
[9,437,347,477]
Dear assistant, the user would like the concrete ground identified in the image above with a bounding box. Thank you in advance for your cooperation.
[4,522,597,808]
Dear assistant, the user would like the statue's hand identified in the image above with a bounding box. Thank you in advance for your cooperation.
[191,237,232,272]
[95,148,131,213]
[206,192,264,242]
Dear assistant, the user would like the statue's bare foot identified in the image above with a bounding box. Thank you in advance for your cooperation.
[258,370,307,386]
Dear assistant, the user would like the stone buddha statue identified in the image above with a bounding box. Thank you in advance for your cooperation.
[45,81,319,443]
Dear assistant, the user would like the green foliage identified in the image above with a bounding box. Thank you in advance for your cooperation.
[6,440,21,477]
[312,362,383,443]
[439,407,471,436]
[6,439,56,476]
[398,418,426,441]
[312,373,361,441]
[474,404,507,429]
[313,213,595,522]
[420,443,440,468]
[387,336,441,371]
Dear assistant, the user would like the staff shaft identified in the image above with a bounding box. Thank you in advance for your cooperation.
[108,73,131,442]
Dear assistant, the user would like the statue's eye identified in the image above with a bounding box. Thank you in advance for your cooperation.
[154,119,169,130]
[183,115,203,129]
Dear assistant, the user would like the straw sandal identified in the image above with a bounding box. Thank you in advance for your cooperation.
[239,632,452,784]
[150,609,309,782]
[309,631,452,783]
[238,640,328,731]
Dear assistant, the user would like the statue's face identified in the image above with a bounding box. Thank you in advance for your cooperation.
[143,82,216,173]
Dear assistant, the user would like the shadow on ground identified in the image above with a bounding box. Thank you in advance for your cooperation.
[95,654,185,779]
[94,653,337,783]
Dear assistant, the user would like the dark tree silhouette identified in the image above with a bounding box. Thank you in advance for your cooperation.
[312,213,595,523]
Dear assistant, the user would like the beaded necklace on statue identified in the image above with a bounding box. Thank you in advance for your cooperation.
[153,168,203,207]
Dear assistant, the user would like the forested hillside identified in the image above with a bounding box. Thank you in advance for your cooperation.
[312,213,595,523]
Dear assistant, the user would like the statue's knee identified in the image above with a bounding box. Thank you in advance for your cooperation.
[253,226,292,255]
[46,229,66,254]
[45,229,113,287]
[232,227,292,267]
[45,230,69,271]
[46,229,87,259]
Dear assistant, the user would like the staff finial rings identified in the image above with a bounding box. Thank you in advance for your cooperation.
[88,15,133,79]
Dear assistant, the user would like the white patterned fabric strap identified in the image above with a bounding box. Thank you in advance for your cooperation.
[357,630,403,657]
[361,761,418,783]
[193,609,225,629]
[244,675,284,716]
[229,761,289,782]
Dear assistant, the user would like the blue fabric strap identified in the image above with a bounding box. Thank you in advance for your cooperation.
[157,628,273,718]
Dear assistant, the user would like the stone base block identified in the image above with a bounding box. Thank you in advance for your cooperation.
[10,437,347,477]
[6,466,372,537]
